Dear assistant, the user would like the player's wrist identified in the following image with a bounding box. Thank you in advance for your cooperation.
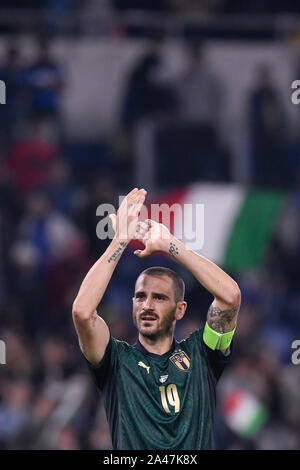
[111,236,129,249]
[160,235,179,256]
[113,225,134,244]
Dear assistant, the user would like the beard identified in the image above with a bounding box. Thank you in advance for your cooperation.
[133,307,176,341]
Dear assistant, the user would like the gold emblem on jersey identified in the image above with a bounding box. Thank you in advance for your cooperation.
[138,361,150,374]
[169,349,190,372]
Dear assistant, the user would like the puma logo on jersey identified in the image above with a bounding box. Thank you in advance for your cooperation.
[138,361,150,374]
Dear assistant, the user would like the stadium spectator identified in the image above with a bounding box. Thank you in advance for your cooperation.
[248,65,290,189]
[7,119,58,196]
[121,45,177,132]
[0,379,32,448]
[173,42,222,129]
[23,38,65,133]
[41,158,82,217]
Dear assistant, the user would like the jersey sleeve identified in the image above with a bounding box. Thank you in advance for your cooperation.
[185,327,232,381]
[82,335,119,392]
[202,337,232,381]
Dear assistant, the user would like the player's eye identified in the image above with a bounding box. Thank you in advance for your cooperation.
[135,293,145,300]
[154,294,165,300]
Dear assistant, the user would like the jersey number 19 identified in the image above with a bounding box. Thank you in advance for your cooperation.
[159,384,180,413]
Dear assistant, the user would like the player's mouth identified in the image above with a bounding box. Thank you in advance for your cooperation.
[140,314,158,323]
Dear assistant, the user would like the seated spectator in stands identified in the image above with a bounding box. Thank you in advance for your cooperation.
[23,37,65,129]
[42,0,74,35]
[41,159,82,218]
[0,379,32,449]
[7,118,58,195]
[0,330,34,380]
[173,41,223,130]
[18,191,84,272]
[121,45,177,132]
[9,239,47,337]
[248,65,290,189]
[11,191,87,334]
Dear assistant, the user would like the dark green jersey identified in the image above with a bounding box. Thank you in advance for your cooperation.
[85,327,231,450]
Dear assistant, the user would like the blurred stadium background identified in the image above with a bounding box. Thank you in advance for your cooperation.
[0,0,300,450]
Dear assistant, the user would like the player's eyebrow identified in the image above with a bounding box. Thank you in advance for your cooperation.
[134,290,145,297]
[152,292,169,299]
[134,290,170,300]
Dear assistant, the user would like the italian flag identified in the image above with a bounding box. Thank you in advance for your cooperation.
[222,389,268,437]
[148,183,286,271]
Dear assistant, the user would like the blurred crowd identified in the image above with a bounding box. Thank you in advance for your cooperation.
[1,1,300,40]
[0,31,300,450]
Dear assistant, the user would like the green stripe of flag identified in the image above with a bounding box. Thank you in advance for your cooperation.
[224,190,286,271]
[241,405,268,437]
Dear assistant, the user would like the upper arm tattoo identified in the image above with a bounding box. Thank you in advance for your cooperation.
[207,305,238,334]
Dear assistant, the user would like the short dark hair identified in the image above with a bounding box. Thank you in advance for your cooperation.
[138,267,185,303]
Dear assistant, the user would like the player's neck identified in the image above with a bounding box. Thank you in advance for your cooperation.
[138,334,174,355]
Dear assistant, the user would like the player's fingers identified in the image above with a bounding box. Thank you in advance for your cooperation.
[127,187,138,197]
[127,191,142,213]
[145,220,161,238]
[130,188,146,202]
[145,218,157,227]
[128,204,142,218]
[120,189,146,219]
[109,213,117,232]
[133,195,147,217]
[128,187,145,202]
[120,188,139,210]
[133,231,144,241]
[136,221,148,232]
[134,223,143,237]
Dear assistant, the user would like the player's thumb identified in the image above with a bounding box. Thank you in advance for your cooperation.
[134,248,149,258]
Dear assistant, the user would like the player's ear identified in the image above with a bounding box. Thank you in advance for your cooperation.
[175,301,187,321]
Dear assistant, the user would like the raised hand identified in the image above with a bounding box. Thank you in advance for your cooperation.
[133,219,172,258]
[109,188,147,242]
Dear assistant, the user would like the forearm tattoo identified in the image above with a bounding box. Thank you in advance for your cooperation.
[169,241,179,256]
[207,305,238,333]
[107,241,127,263]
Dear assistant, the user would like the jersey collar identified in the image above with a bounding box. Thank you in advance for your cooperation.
[133,337,178,358]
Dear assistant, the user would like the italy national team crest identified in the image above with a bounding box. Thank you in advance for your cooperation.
[169,349,190,372]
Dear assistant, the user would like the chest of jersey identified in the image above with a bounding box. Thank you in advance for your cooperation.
[117,346,206,418]
[96,333,222,449]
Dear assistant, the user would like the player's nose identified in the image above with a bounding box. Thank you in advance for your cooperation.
[143,295,154,310]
